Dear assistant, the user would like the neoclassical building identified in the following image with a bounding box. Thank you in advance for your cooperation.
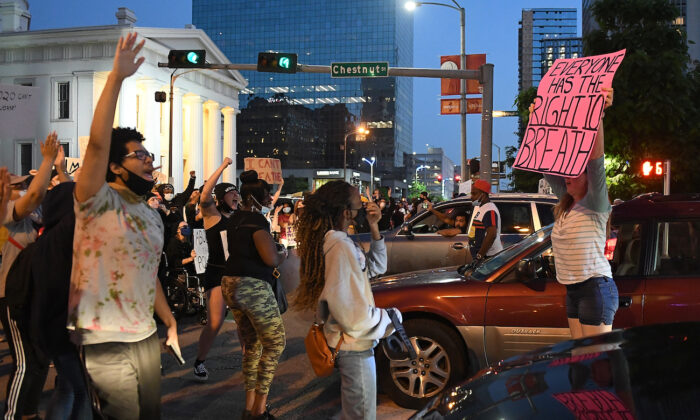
[0,4,246,190]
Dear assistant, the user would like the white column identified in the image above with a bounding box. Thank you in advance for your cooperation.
[185,94,204,183]
[138,80,162,165]
[204,100,221,177]
[73,71,94,154]
[222,107,237,184]
[171,87,184,191]
[118,78,137,128]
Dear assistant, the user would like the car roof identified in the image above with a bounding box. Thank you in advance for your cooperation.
[437,193,558,206]
[612,192,700,221]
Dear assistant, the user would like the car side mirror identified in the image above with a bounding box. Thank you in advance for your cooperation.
[516,259,537,283]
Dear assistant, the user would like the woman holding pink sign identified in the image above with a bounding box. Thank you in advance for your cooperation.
[531,87,618,339]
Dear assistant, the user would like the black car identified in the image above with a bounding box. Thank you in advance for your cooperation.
[410,322,700,420]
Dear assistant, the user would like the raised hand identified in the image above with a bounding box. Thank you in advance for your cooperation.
[602,87,614,110]
[41,131,60,162]
[54,142,66,169]
[365,201,381,226]
[223,157,233,166]
[112,33,145,81]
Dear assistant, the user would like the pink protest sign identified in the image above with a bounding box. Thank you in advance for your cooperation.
[514,50,626,177]
[243,157,283,184]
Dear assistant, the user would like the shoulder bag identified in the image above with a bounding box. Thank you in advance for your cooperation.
[305,322,344,377]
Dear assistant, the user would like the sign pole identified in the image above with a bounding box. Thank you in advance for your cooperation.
[479,63,494,185]
[664,160,671,196]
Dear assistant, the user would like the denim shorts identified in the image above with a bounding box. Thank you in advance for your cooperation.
[565,276,619,326]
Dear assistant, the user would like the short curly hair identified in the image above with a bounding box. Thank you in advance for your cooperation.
[106,127,146,182]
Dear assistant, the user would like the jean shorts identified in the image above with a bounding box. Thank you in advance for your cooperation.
[565,276,619,326]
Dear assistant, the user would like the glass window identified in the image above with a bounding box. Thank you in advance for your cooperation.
[20,143,32,176]
[498,203,534,235]
[536,203,555,227]
[651,220,700,276]
[610,223,643,276]
[58,82,70,119]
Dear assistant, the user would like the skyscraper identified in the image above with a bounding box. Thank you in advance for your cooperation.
[519,8,579,91]
[192,0,413,183]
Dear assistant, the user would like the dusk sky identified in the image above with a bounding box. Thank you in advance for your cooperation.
[27,0,581,167]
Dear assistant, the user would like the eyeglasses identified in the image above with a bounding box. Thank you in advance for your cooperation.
[124,150,155,161]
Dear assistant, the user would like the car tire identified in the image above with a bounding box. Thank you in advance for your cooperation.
[377,318,468,409]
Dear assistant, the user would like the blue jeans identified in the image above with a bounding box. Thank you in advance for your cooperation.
[46,350,92,420]
[565,276,619,326]
[334,348,376,420]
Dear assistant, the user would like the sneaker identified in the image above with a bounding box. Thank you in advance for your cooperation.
[193,361,209,381]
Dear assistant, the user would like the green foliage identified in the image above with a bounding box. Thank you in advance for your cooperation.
[281,175,309,195]
[408,180,427,199]
[586,0,700,197]
[505,87,542,192]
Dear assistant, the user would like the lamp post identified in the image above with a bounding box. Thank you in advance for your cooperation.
[406,0,467,181]
[343,127,369,182]
[362,157,376,194]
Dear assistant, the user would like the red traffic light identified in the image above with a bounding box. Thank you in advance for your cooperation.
[455,175,461,182]
[437,175,443,182]
[642,161,664,177]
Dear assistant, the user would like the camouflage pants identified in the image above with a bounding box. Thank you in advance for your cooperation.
[221,276,285,395]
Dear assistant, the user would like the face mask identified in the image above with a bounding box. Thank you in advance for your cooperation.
[164,193,174,201]
[118,167,156,197]
[180,227,191,237]
[283,207,291,214]
[472,193,482,207]
[251,196,271,216]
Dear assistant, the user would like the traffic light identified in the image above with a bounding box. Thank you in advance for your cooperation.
[455,175,461,182]
[168,50,207,68]
[642,160,664,177]
[437,174,443,182]
[257,52,298,74]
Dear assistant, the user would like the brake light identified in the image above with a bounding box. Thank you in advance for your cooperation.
[604,237,617,261]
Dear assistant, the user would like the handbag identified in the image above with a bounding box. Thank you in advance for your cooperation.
[271,267,288,314]
[304,322,344,377]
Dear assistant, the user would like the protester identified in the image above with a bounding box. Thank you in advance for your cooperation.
[184,189,204,230]
[425,202,470,238]
[469,179,503,260]
[166,221,196,276]
[193,157,236,381]
[390,201,406,229]
[538,87,618,339]
[68,33,179,419]
[294,180,397,420]
[0,132,59,420]
[221,170,286,420]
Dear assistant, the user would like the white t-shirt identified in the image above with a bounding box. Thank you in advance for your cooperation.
[67,183,164,345]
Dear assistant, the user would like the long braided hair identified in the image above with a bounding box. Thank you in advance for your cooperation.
[293,180,355,311]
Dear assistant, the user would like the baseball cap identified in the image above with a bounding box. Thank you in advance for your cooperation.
[472,179,491,194]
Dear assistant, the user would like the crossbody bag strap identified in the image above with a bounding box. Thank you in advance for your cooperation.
[7,236,24,251]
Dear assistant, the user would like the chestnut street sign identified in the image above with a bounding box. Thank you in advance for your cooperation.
[331,62,389,78]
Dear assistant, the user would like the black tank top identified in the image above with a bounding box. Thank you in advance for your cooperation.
[224,211,274,285]
[205,216,228,269]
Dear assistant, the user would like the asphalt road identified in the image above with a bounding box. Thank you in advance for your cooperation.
[0,308,414,419]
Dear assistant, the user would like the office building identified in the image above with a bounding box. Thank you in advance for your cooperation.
[519,8,578,91]
[583,0,700,65]
[0,4,245,191]
[405,147,455,200]
[193,0,414,190]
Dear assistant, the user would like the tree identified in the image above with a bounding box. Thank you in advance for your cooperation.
[586,0,700,197]
[408,180,427,200]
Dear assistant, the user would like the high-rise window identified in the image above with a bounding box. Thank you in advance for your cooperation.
[58,82,70,119]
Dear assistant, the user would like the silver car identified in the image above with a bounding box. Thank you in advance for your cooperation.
[354,193,557,276]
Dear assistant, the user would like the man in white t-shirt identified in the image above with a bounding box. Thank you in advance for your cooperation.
[68,33,179,419]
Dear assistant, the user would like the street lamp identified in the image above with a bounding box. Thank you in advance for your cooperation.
[343,127,369,182]
[406,0,467,181]
[362,156,376,194]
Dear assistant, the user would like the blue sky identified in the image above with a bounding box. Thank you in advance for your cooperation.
[27,0,580,166]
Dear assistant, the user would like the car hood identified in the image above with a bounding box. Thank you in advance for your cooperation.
[411,322,700,419]
[371,266,465,291]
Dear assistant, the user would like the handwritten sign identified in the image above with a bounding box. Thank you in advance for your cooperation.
[0,84,40,139]
[65,158,82,176]
[513,50,626,177]
[193,229,208,275]
[553,390,633,419]
[244,158,283,184]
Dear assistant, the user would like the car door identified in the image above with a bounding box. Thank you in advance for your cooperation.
[387,204,472,274]
[642,218,700,324]
[607,222,646,328]
[483,244,570,364]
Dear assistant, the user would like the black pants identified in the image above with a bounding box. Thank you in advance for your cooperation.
[0,299,49,420]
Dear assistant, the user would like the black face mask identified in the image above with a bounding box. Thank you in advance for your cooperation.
[118,167,155,197]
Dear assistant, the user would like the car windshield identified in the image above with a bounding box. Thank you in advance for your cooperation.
[469,224,553,281]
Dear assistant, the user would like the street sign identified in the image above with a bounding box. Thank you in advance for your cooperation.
[331,62,389,78]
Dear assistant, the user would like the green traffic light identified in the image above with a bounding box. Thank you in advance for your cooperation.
[279,56,290,69]
[187,51,200,64]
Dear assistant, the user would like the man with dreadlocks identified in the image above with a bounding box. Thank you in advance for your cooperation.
[294,180,399,420]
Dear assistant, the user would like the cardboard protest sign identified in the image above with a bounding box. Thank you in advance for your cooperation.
[65,158,82,176]
[193,229,208,275]
[244,158,283,184]
[0,84,39,139]
[513,50,626,177]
